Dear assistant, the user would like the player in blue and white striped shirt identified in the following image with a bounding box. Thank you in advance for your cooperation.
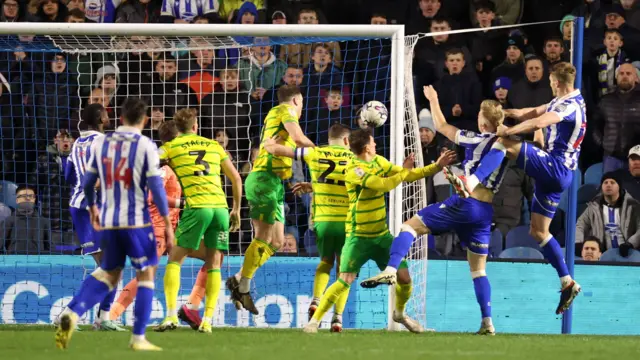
[56,98,174,352]
[450,62,584,316]
[59,104,125,332]
[361,86,508,335]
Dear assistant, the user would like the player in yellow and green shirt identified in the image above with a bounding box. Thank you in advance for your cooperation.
[226,85,315,314]
[155,109,243,334]
[303,128,456,334]
[263,123,352,332]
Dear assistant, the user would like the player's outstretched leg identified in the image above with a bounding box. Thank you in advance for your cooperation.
[304,277,352,334]
[330,278,350,333]
[391,269,424,334]
[468,251,494,335]
[447,142,508,197]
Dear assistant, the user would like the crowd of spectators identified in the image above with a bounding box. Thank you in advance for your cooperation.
[0,0,639,263]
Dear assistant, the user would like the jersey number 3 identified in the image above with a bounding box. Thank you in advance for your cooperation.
[190,150,210,176]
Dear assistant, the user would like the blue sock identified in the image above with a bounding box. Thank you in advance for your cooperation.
[540,236,570,278]
[473,276,492,318]
[68,275,111,317]
[473,148,506,183]
[133,282,154,336]
[388,230,416,269]
[99,288,117,314]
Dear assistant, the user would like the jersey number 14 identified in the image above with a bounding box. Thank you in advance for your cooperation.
[103,158,133,189]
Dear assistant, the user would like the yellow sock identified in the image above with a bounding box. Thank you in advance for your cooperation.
[164,262,181,317]
[395,283,413,313]
[333,284,350,315]
[312,261,333,300]
[312,279,350,322]
[203,269,221,319]
[241,239,274,279]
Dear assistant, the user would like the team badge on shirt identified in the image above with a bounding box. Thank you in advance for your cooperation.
[355,167,365,177]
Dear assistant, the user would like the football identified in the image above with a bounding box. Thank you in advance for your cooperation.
[360,100,388,127]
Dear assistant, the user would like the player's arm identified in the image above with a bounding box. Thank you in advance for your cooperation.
[533,129,545,149]
[221,157,243,232]
[504,104,547,122]
[82,142,100,207]
[283,121,315,148]
[263,138,296,158]
[501,111,562,137]
[423,85,459,143]
[62,156,77,185]
[346,166,410,193]
[378,155,447,182]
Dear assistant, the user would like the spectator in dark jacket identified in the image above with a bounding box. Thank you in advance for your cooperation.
[468,1,508,87]
[592,63,640,173]
[0,184,51,254]
[115,0,161,23]
[591,29,630,98]
[509,56,553,110]
[492,164,533,237]
[417,108,439,166]
[0,0,28,21]
[36,0,68,22]
[146,53,197,119]
[36,129,73,231]
[406,0,443,35]
[491,35,526,91]
[492,76,512,108]
[612,145,640,201]
[433,48,482,131]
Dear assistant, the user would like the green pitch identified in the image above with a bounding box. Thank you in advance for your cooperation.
[1,326,639,360]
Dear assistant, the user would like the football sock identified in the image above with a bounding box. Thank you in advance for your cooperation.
[313,261,333,300]
[312,279,350,322]
[164,262,181,318]
[98,288,116,320]
[472,271,492,319]
[68,273,112,317]
[539,234,571,285]
[334,280,350,316]
[203,269,221,320]
[133,281,154,336]
[470,145,507,189]
[239,239,275,293]
[110,279,138,320]
[187,265,207,309]
[394,283,412,314]
[388,226,418,270]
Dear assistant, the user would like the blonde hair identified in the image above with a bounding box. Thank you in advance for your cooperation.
[173,108,197,133]
[480,100,504,128]
[550,62,577,86]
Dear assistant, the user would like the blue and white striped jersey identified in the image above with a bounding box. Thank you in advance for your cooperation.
[544,89,587,171]
[85,0,122,23]
[161,0,218,21]
[455,130,509,192]
[69,131,104,210]
[86,126,162,229]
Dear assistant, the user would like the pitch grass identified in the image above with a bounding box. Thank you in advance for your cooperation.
[1,326,639,360]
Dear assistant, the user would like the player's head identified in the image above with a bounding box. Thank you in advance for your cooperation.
[581,236,603,261]
[173,108,198,134]
[120,97,149,128]
[81,103,106,132]
[549,62,576,95]
[349,128,375,157]
[328,123,351,147]
[277,84,303,118]
[477,100,504,133]
[158,120,179,144]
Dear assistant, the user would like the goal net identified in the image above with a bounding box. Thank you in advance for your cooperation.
[0,23,427,330]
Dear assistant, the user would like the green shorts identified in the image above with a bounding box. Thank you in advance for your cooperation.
[245,171,285,225]
[339,233,408,274]
[314,221,346,260]
[175,208,229,251]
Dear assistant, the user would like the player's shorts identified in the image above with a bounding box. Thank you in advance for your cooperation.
[314,221,346,260]
[70,207,100,255]
[175,208,229,251]
[416,195,493,255]
[100,226,158,271]
[516,142,573,218]
[245,171,285,224]
[339,233,409,274]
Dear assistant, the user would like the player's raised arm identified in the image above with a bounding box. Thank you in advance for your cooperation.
[263,138,296,158]
[423,85,458,143]
[221,156,243,232]
[283,121,315,148]
[504,103,548,122]
[499,109,563,137]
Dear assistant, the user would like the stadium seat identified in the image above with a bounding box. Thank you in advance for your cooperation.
[303,229,318,256]
[584,162,604,185]
[505,226,540,249]
[498,247,544,260]
[578,183,599,203]
[489,229,503,258]
[600,248,640,262]
[0,180,17,209]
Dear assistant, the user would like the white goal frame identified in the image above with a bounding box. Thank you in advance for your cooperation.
[0,22,419,330]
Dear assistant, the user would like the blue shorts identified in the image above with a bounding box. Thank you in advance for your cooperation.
[70,207,100,255]
[100,227,159,272]
[516,142,572,218]
[416,195,493,255]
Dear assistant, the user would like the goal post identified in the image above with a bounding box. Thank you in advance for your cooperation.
[0,22,427,330]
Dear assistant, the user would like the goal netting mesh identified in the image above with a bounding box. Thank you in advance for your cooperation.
[0,30,426,330]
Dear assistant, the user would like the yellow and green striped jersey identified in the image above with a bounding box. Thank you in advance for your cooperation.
[252,104,299,180]
[158,133,228,209]
[295,145,354,222]
[344,155,405,238]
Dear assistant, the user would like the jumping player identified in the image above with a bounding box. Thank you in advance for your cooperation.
[446,62,584,314]
[361,86,509,335]
[55,98,174,351]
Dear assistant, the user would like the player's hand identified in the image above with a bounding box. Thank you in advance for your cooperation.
[229,209,241,232]
[436,150,457,168]
[292,182,313,196]
[89,205,101,231]
[504,108,524,120]
[452,104,462,117]
[423,85,438,102]
[496,124,510,137]
[264,137,277,152]
[403,153,415,169]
